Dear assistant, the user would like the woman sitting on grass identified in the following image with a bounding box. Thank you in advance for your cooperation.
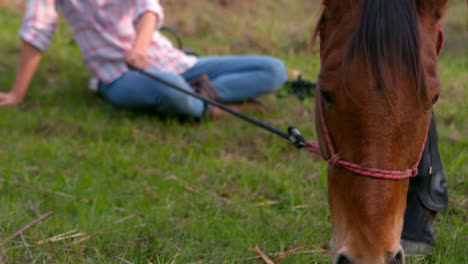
[0,0,287,118]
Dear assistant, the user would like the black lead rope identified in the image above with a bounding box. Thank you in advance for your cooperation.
[126,62,308,149]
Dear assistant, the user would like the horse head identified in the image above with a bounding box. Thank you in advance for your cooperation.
[314,0,448,263]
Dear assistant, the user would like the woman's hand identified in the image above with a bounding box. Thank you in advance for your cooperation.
[124,48,150,69]
[125,12,158,70]
[0,91,24,106]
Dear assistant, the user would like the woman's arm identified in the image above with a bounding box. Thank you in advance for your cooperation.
[0,41,42,106]
[0,0,58,106]
[124,12,158,69]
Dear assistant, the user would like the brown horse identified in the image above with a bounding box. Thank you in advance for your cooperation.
[313,0,448,263]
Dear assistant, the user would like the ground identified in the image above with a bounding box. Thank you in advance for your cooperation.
[0,0,466,263]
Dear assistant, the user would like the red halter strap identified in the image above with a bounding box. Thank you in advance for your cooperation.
[305,90,431,180]
[436,24,444,56]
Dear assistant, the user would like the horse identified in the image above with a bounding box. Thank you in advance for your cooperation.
[312,0,448,263]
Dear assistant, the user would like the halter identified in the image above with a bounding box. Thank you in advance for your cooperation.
[302,25,445,180]
[304,91,431,180]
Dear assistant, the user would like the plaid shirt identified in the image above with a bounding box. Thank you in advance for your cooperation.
[20,0,197,84]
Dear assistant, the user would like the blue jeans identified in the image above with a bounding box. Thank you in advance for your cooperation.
[98,55,287,118]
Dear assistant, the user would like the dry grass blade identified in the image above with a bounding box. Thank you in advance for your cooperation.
[293,205,310,209]
[70,229,104,247]
[205,190,232,203]
[304,244,330,253]
[116,256,134,264]
[19,232,33,259]
[254,200,282,207]
[5,179,75,199]
[37,230,86,244]
[114,207,146,218]
[249,246,275,264]
[227,250,324,263]
[247,244,330,264]
[8,211,54,240]
[39,229,76,241]
[273,245,330,262]
[168,175,196,192]
[69,214,136,247]
[168,175,231,203]
[53,233,86,242]
[112,214,136,225]
[272,246,308,263]
[27,200,41,217]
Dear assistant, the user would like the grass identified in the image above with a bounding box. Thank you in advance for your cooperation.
[0,0,467,263]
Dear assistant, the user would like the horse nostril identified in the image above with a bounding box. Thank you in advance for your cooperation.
[336,253,352,264]
[388,249,405,264]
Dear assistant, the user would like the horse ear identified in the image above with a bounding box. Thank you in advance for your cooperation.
[417,0,449,20]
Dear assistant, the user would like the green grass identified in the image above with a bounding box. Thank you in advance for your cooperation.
[0,1,467,263]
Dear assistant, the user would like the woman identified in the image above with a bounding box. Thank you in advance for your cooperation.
[0,0,287,118]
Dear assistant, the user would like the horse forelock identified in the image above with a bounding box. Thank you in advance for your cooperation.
[344,0,427,97]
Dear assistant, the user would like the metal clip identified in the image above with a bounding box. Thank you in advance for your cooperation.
[288,126,307,149]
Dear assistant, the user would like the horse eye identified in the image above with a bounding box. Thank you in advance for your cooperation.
[432,93,440,104]
[320,89,335,104]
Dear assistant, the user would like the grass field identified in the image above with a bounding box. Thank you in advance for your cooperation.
[0,1,467,263]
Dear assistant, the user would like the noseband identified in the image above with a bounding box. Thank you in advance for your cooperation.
[306,90,430,179]
[303,26,444,180]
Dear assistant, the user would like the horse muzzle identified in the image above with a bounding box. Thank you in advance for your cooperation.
[333,247,405,264]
